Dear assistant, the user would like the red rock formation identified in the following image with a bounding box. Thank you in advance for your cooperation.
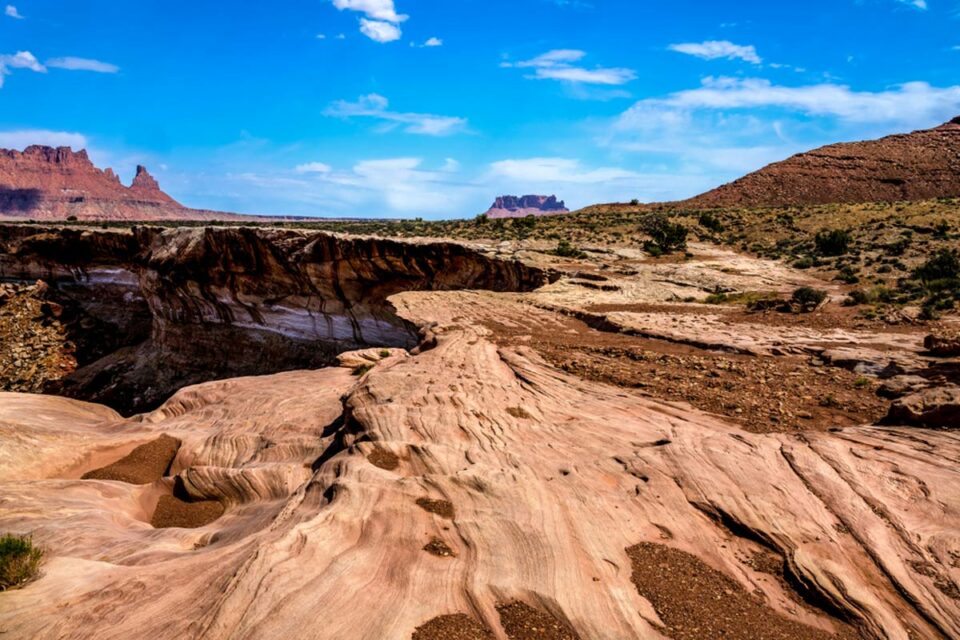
[483,194,569,219]
[685,117,960,208]
[0,146,240,220]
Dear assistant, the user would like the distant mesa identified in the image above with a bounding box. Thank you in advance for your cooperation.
[0,145,242,221]
[682,116,960,209]
[483,195,570,219]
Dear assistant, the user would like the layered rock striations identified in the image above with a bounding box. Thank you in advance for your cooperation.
[0,290,957,639]
[0,225,553,413]
[685,117,960,208]
[0,146,240,220]
[483,195,569,219]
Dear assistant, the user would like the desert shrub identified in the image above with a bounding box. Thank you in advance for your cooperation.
[704,292,728,304]
[352,364,373,377]
[474,214,488,225]
[641,213,687,254]
[0,534,43,591]
[792,257,815,270]
[698,211,724,232]
[836,265,860,284]
[630,199,640,206]
[791,287,828,312]
[814,229,851,256]
[552,239,586,259]
[885,237,911,256]
[914,249,959,285]
[934,220,951,239]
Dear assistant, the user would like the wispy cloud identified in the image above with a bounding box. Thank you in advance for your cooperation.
[504,49,636,85]
[0,51,45,87]
[332,0,407,43]
[4,4,22,19]
[423,37,442,47]
[489,157,637,184]
[46,57,120,73]
[325,94,467,136]
[627,76,960,124]
[0,129,88,149]
[896,0,927,9]
[295,162,333,174]
[668,40,762,64]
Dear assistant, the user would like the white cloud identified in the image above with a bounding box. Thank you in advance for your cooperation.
[505,49,636,85]
[316,33,327,39]
[668,40,762,65]
[897,0,927,9]
[0,129,88,149]
[1,51,45,72]
[424,37,442,47]
[46,57,120,73]
[489,157,637,184]
[332,0,406,22]
[631,76,960,124]
[336,33,347,40]
[359,18,402,43]
[295,162,333,174]
[333,0,407,42]
[325,94,467,136]
[5,4,22,18]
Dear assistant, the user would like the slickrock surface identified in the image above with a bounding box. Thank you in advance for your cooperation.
[685,117,960,208]
[0,146,241,220]
[0,288,958,639]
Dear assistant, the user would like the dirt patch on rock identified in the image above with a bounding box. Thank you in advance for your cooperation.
[416,497,455,519]
[81,434,181,484]
[368,448,400,470]
[626,542,860,640]
[423,537,456,558]
[412,614,494,640]
[483,315,887,434]
[496,601,580,640]
[150,495,224,529]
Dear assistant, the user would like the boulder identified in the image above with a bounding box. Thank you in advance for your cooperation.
[887,385,960,427]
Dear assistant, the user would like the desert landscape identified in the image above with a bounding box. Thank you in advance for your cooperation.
[1,2,959,638]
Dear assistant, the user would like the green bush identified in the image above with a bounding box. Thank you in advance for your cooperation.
[814,229,851,256]
[914,249,959,285]
[1,534,43,591]
[641,213,688,254]
[791,287,828,312]
[552,239,586,259]
[698,211,724,232]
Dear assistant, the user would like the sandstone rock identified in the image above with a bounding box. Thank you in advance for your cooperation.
[685,117,960,208]
[483,194,569,219]
[0,146,244,221]
[887,384,960,427]
[925,330,960,357]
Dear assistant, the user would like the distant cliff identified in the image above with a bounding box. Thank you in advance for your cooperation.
[482,195,569,219]
[0,145,243,221]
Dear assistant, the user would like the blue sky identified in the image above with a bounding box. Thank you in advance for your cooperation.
[1,0,959,218]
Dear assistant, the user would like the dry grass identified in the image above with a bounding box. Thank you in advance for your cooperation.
[0,533,43,591]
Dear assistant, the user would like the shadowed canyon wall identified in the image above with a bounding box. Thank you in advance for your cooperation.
[0,225,553,413]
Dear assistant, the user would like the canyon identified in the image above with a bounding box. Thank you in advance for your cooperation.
[0,221,958,639]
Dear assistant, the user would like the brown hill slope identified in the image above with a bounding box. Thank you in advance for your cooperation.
[684,117,960,208]
[0,146,243,221]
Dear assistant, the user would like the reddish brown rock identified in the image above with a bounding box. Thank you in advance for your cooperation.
[0,146,243,221]
[925,329,960,357]
[685,117,960,208]
[483,195,569,219]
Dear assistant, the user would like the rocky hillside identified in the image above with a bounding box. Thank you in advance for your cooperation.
[684,117,960,208]
[483,194,569,219]
[0,146,242,221]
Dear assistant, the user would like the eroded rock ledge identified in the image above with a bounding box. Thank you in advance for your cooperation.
[0,225,552,413]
